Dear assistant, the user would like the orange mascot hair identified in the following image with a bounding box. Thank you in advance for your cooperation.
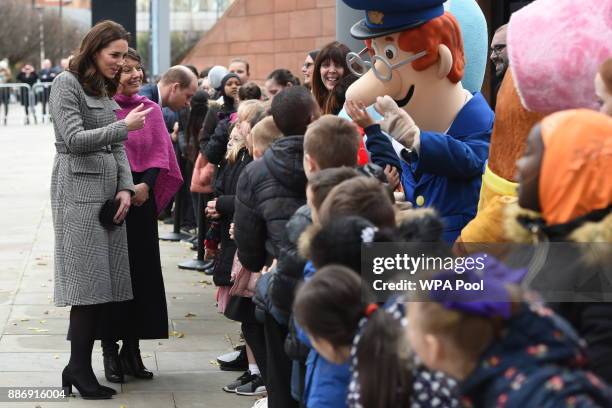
[398,12,465,83]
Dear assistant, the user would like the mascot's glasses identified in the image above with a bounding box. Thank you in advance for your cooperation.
[346,48,428,82]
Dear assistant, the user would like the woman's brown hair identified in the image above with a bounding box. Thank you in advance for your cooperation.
[311,41,351,114]
[69,20,130,97]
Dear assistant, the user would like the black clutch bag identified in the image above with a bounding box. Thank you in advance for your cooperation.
[99,199,124,229]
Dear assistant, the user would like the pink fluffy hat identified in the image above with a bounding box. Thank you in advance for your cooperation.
[507,0,612,113]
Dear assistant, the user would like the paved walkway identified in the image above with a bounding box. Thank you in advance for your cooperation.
[0,115,256,407]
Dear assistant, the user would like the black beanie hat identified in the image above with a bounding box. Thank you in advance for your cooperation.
[219,72,241,95]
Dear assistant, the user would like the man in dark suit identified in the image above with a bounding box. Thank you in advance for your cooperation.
[140,66,198,228]
[139,65,197,132]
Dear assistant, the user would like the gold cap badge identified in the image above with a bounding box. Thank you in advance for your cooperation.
[368,11,385,25]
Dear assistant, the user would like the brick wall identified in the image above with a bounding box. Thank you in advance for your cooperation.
[182,0,337,83]
[184,0,494,99]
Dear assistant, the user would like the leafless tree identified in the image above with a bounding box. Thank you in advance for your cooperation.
[0,0,86,69]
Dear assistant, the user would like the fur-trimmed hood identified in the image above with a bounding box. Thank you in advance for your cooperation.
[504,202,612,266]
[298,222,319,262]
[504,203,612,244]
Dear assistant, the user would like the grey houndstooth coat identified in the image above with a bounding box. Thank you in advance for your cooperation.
[49,71,134,307]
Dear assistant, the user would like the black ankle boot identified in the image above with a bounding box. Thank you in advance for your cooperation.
[120,340,154,379]
[102,340,124,383]
[103,354,124,383]
[62,365,113,400]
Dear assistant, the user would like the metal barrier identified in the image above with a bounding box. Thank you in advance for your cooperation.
[0,83,37,125]
[32,82,54,123]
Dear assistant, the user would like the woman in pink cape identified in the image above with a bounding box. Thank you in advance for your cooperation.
[101,48,182,384]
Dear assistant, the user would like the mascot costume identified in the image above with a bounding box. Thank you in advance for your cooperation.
[444,0,488,93]
[342,0,494,242]
[459,0,612,246]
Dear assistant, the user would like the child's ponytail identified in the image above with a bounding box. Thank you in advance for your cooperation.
[349,302,413,408]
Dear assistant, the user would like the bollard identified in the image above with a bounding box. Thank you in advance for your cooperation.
[178,193,213,271]
[159,185,191,241]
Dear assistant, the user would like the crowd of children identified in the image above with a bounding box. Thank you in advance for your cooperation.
[194,60,612,408]
[150,2,612,407]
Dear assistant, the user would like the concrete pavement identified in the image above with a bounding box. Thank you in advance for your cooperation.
[0,113,258,407]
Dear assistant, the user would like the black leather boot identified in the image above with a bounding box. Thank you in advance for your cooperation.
[120,339,154,379]
[62,365,113,400]
[102,340,124,383]
[67,304,117,398]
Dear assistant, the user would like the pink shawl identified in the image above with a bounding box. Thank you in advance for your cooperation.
[114,93,183,215]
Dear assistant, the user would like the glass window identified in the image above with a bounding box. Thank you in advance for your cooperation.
[172,0,191,12]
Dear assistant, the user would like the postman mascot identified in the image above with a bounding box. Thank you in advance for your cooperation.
[343,0,494,242]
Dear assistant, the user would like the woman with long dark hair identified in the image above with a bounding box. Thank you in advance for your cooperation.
[49,20,151,399]
[101,48,182,384]
[311,41,356,115]
[183,89,209,237]
[186,89,209,164]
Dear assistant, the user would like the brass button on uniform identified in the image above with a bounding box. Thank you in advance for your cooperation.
[415,195,425,207]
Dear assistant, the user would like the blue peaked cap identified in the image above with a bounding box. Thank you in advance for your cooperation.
[343,0,446,39]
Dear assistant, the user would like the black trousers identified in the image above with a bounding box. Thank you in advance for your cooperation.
[264,312,298,408]
[241,321,267,377]
[180,159,196,228]
[173,146,195,229]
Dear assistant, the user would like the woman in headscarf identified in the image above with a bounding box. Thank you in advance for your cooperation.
[199,72,241,165]
[509,109,612,383]
[101,48,182,384]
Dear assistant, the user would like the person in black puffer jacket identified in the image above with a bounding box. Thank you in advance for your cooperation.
[234,86,320,271]
[269,115,364,319]
[210,99,265,287]
[234,86,320,408]
[210,129,252,287]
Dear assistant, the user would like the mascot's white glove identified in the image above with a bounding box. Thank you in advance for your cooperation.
[375,95,420,149]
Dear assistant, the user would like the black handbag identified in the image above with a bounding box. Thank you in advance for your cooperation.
[98,199,124,229]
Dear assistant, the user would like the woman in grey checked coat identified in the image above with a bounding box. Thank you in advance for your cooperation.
[49,20,151,400]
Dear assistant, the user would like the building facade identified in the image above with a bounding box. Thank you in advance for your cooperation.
[182,0,533,101]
